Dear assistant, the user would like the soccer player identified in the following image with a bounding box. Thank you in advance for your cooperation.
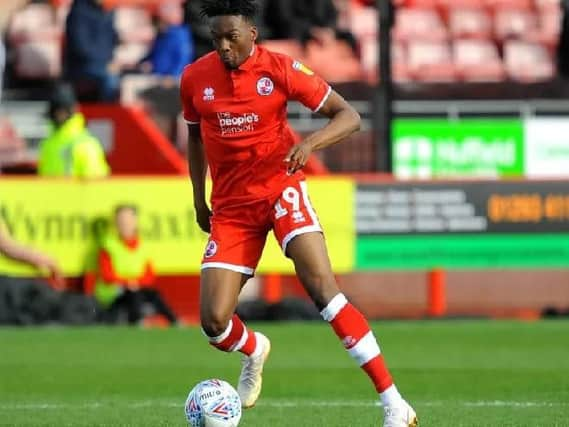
[180,1,418,425]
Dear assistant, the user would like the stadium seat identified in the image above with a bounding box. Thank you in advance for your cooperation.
[13,40,62,79]
[121,74,161,105]
[534,0,561,11]
[261,40,304,60]
[392,41,412,82]
[485,0,533,10]
[448,8,493,39]
[0,118,26,168]
[408,40,457,81]
[349,4,377,41]
[525,7,562,48]
[453,39,506,81]
[8,3,60,43]
[504,40,555,81]
[393,8,448,42]
[437,0,485,9]
[494,8,538,41]
[305,40,363,82]
[113,43,150,69]
[115,7,155,43]
[399,0,438,9]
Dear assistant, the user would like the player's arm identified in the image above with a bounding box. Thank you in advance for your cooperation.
[285,90,360,174]
[187,124,211,233]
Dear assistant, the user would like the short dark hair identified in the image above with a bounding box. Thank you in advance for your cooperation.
[200,0,258,23]
[115,204,138,217]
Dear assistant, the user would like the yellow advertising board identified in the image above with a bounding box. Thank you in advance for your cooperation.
[0,177,354,276]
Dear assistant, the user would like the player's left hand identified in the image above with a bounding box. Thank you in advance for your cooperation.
[284,141,313,175]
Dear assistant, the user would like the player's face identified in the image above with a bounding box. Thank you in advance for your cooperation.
[209,15,257,69]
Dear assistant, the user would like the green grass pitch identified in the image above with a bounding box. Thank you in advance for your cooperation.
[0,320,568,426]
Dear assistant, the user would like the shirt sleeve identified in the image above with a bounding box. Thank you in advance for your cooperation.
[284,57,332,113]
[180,67,201,124]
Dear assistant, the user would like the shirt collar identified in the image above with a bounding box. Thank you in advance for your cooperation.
[236,44,258,71]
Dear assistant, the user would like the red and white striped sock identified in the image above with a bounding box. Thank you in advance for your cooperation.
[205,314,258,357]
[321,293,403,406]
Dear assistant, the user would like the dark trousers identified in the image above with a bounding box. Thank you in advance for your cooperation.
[107,288,177,325]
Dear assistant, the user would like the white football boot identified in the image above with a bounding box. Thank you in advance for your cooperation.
[382,400,418,427]
[237,332,271,408]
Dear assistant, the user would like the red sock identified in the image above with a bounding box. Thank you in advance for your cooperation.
[207,314,257,356]
[321,294,393,393]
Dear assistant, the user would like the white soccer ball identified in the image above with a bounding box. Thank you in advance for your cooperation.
[185,379,242,427]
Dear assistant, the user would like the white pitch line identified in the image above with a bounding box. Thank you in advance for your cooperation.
[0,399,566,411]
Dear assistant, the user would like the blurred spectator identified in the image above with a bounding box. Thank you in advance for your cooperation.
[183,0,213,59]
[64,0,120,101]
[559,0,569,78]
[264,0,358,54]
[0,219,63,287]
[37,83,110,178]
[138,1,194,80]
[0,217,101,326]
[95,205,178,326]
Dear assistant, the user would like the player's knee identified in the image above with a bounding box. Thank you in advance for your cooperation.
[201,310,231,338]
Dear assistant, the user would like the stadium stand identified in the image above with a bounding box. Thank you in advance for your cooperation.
[1,0,562,87]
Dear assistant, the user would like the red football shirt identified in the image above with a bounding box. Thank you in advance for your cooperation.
[180,45,331,212]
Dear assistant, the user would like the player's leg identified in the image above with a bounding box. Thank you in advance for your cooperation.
[199,215,271,408]
[286,233,417,426]
[200,267,271,408]
[271,181,416,426]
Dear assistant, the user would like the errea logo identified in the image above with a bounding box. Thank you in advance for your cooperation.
[203,87,215,101]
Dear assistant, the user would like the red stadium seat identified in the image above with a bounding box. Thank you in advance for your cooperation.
[534,0,561,10]
[494,8,538,41]
[305,40,363,82]
[525,7,562,48]
[448,8,493,39]
[484,0,533,10]
[504,40,555,81]
[13,40,62,79]
[438,0,485,9]
[392,41,413,82]
[0,118,26,168]
[115,6,155,43]
[261,40,304,59]
[8,3,60,43]
[403,0,438,8]
[453,39,506,81]
[349,5,377,41]
[114,42,150,69]
[408,40,457,81]
[393,8,448,42]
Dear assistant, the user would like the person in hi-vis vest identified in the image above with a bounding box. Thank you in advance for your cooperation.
[37,83,110,178]
[95,205,177,325]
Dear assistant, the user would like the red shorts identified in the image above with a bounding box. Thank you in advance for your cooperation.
[201,180,322,275]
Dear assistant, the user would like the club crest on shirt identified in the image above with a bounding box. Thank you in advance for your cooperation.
[256,77,274,96]
[292,60,314,76]
[203,87,215,101]
[204,240,218,258]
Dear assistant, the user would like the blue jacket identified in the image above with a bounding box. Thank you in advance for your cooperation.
[64,0,118,77]
[144,25,194,78]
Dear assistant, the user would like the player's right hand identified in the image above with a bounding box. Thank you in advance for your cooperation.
[195,204,212,233]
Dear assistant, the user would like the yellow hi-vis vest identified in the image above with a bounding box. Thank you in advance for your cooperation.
[38,113,110,178]
[94,235,151,306]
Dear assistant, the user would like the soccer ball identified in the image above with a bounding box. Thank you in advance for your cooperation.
[184,379,242,427]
